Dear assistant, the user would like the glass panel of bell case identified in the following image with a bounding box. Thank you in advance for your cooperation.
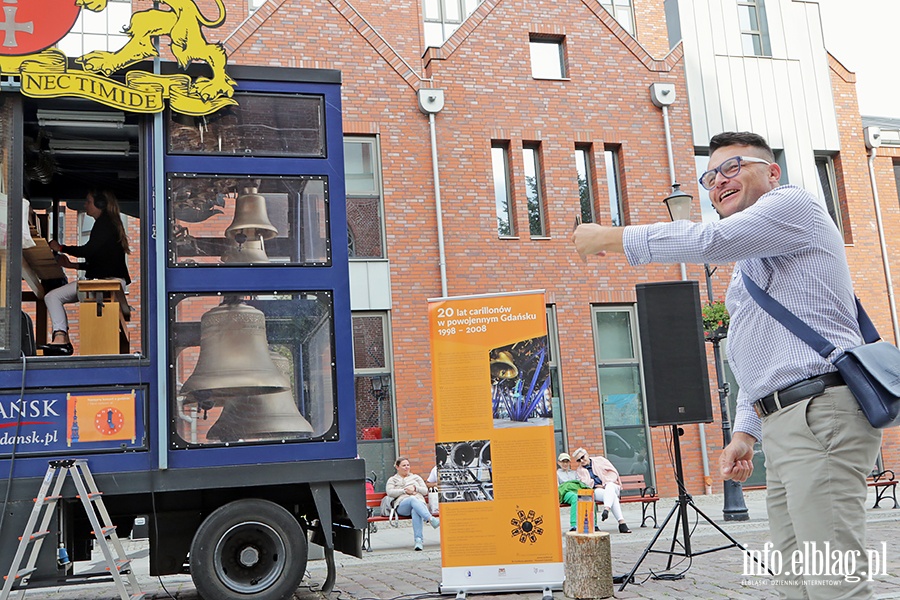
[166,93,325,157]
[169,175,329,266]
[0,96,12,350]
[171,292,336,446]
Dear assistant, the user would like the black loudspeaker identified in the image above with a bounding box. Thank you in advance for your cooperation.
[636,281,713,426]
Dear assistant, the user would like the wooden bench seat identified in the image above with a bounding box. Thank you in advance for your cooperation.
[561,474,659,528]
[364,491,439,552]
[868,469,898,509]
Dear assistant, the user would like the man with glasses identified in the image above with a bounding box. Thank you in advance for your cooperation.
[572,131,880,598]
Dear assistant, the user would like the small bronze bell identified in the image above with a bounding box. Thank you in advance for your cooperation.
[221,236,269,263]
[225,187,278,244]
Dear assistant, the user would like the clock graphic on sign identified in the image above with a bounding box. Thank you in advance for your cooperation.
[95,407,125,436]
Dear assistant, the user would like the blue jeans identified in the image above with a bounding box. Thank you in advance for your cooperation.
[396,496,431,540]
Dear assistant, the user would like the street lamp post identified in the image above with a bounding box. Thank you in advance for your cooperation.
[663,184,749,521]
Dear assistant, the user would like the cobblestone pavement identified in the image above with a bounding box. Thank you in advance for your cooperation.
[13,489,900,599]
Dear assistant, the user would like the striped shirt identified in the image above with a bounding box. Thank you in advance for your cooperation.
[623,185,861,441]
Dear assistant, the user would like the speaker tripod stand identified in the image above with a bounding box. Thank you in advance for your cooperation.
[619,425,769,592]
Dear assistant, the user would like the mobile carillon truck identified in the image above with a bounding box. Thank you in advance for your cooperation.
[0,63,366,600]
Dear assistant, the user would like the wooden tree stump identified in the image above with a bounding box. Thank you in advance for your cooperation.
[563,531,613,599]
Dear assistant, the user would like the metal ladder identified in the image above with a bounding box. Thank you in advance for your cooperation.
[0,459,144,600]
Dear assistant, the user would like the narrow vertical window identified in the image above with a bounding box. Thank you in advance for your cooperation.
[575,146,595,224]
[492,143,515,237]
[604,147,624,227]
[523,144,546,237]
[353,312,396,485]
[738,0,771,57]
[815,155,843,237]
[529,36,566,79]
[344,137,385,258]
[546,306,567,455]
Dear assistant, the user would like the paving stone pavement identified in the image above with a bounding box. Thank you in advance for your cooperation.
[11,488,900,600]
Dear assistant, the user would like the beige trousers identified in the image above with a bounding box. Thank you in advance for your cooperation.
[762,385,882,599]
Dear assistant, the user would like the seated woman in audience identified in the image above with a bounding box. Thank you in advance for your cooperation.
[385,457,440,551]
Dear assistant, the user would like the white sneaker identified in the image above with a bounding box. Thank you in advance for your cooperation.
[430,517,440,529]
[414,538,424,551]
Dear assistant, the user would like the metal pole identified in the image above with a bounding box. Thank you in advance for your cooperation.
[705,265,749,521]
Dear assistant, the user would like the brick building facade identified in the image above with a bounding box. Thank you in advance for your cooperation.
[123,0,900,497]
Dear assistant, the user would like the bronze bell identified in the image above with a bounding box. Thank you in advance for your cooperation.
[180,302,290,398]
[207,353,314,442]
[225,187,278,243]
[490,350,518,380]
[221,236,269,263]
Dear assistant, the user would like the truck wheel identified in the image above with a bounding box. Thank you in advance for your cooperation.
[190,499,307,600]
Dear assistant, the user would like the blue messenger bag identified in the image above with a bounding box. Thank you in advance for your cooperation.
[742,272,900,428]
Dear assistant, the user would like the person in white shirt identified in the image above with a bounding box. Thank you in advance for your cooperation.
[385,457,440,551]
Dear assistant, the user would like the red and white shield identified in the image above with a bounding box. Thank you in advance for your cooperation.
[0,0,80,56]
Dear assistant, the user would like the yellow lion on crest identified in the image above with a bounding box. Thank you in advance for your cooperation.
[74,0,235,102]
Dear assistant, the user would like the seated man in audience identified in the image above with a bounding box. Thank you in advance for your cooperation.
[572,447,631,533]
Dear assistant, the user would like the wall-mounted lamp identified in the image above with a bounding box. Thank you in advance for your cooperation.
[371,374,391,393]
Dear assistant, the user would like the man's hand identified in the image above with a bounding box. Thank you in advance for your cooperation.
[571,223,625,258]
[719,432,756,482]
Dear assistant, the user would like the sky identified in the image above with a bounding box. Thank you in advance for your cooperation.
[817,0,900,118]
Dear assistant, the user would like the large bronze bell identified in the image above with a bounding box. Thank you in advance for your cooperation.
[180,302,290,398]
[225,187,278,243]
[207,353,314,442]
[221,236,269,263]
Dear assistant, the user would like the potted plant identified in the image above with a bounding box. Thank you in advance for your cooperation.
[702,299,730,341]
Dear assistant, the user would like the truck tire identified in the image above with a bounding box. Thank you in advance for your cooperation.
[189,499,307,600]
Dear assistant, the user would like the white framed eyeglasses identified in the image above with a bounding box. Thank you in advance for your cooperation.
[698,155,771,190]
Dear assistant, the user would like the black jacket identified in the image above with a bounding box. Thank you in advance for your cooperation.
[62,213,131,285]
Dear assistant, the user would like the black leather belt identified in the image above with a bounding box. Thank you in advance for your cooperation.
[753,372,844,418]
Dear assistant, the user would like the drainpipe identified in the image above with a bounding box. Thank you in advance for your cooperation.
[864,126,900,343]
[418,89,448,297]
[651,83,712,494]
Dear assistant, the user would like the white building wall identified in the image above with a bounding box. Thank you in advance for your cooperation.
[673,0,839,192]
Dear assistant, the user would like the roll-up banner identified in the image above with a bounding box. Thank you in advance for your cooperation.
[428,290,563,594]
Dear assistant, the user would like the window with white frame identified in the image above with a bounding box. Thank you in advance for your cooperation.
[424,0,482,47]
[57,0,131,57]
[492,142,515,237]
[529,36,566,79]
[523,144,546,236]
[600,0,635,36]
[575,145,596,224]
[344,137,385,259]
[604,147,624,226]
[352,312,396,487]
[592,306,652,484]
[249,0,267,13]
[737,0,771,57]
[815,155,843,237]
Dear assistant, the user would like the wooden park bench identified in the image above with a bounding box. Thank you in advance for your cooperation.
[868,469,898,509]
[364,491,440,551]
[561,474,659,528]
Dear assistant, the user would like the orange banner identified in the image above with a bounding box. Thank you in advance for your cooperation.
[428,290,563,593]
[67,391,137,445]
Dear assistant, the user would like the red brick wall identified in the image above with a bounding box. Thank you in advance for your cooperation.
[828,55,900,470]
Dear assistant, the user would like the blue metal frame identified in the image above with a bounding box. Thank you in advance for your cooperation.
[0,72,356,479]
